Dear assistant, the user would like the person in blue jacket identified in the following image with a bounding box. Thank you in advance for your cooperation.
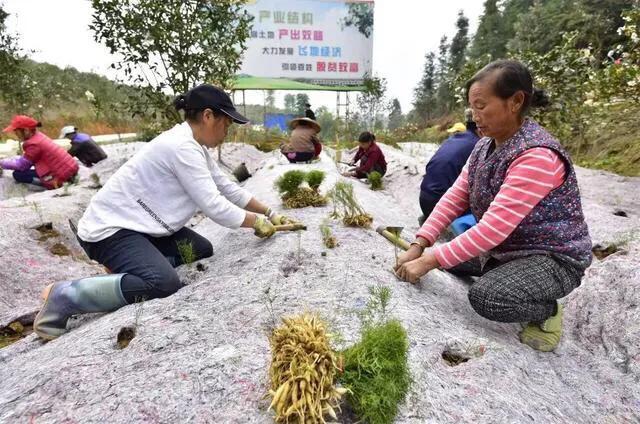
[419,110,480,228]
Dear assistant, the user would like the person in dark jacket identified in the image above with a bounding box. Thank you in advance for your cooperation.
[343,132,387,178]
[60,126,107,167]
[304,103,316,120]
[419,111,480,222]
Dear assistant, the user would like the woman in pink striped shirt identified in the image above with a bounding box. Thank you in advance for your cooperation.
[395,60,592,352]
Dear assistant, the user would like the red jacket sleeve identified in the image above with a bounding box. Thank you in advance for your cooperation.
[352,147,364,163]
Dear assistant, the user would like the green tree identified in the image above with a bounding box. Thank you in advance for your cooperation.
[295,93,310,116]
[341,3,374,38]
[284,94,296,114]
[265,89,275,109]
[0,5,32,112]
[357,75,389,129]
[469,0,506,60]
[90,0,253,123]
[315,106,338,140]
[412,52,437,123]
[509,0,635,61]
[435,36,452,115]
[388,98,404,131]
[449,10,470,74]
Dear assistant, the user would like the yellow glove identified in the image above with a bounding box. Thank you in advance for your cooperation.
[265,207,297,226]
[253,216,276,239]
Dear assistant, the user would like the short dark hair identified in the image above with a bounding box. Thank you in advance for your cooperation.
[465,60,550,116]
[358,131,375,143]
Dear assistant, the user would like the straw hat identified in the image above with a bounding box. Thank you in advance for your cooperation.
[447,122,467,134]
[289,117,321,133]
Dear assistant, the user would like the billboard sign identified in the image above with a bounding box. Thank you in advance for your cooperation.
[236,0,374,91]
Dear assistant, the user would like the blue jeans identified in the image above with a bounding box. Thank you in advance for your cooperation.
[79,228,213,303]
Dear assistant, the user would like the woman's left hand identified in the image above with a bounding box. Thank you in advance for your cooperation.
[395,250,440,284]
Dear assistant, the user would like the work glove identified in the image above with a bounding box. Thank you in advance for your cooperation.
[265,207,297,226]
[253,216,276,239]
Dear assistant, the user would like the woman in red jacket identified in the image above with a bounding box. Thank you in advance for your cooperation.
[1,115,78,189]
[342,131,387,178]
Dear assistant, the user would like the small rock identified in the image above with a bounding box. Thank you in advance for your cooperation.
[613,210,628,217]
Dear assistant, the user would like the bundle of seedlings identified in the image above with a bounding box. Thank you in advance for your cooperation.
[340,287,410,424]
[367,171,383,190]
[268,313,348,423]
[320,222,337,249]
[328,181,373,227]
[275,170,328,209]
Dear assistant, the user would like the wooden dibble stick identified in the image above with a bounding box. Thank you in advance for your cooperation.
[274,223,308,232]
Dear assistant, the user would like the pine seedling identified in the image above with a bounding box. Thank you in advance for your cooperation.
[176,240,197,265]
[306,169,326,192]
[368,171,383,190]
[320,222,337,248]
[274,170,307,195]
[341,286,410,424]
[275,170,327,209]
[328,181,373,227]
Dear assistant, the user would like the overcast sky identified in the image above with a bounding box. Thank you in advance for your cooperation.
[4,0,484,114]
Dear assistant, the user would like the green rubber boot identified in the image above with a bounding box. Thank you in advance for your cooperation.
[519,303,563,352]
[34,274,127,340]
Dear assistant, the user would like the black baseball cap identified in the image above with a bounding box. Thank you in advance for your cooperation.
[179,84,249,124]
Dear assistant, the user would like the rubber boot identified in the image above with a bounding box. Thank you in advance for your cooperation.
[519,303,564,352]
[34,274,127,340]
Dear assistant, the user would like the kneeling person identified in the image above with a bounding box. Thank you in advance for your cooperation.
[1,116,78,189]
[60,125,107,167]
[343,131,387,178]
[34,85,296,340]
[280,117,322,163]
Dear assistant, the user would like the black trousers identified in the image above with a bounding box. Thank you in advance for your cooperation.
[80,228,213,303]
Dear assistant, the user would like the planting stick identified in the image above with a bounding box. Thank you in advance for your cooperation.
[275,223,308,232]
[376,226,411,251]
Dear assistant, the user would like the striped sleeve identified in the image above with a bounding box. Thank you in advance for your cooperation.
[416,165,470,245]
[433,148,566,269]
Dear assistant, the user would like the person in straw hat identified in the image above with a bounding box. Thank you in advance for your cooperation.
[280,117,322,163]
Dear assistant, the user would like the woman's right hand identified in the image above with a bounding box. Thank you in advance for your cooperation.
[395,245,423,269]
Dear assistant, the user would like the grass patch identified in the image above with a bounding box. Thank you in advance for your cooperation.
[229,126,287,153]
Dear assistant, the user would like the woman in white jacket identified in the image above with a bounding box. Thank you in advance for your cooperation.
[34,84,295,340]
